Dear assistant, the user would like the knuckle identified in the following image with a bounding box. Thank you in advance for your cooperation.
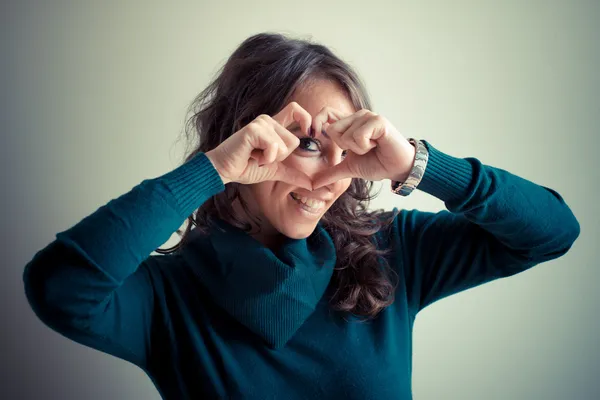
[316,106,330,116]
[352,129,365,138]
[247,120,262,133]
[278,140,290,153]
[291,102,310,118]
[373,114,386,124]
[255,114,271,125]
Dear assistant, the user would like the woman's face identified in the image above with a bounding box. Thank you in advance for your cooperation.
[239,79,355,243]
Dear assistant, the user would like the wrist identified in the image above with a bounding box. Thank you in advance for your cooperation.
[205,150,232,185]
[392,140,417,182]
[391,138,429,196]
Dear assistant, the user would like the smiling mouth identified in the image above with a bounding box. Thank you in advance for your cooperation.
[290,192,326,213]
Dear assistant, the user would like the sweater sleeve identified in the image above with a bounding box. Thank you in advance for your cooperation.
[22,152,225,369]
[388,140,581,314]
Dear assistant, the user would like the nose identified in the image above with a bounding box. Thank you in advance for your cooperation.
[304,148,344,181]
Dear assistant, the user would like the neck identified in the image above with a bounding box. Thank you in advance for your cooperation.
[251,229,286,251]
[230,192,285,252]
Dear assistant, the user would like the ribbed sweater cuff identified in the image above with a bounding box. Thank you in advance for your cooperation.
[158,152,226,218]
[416,140,475,203]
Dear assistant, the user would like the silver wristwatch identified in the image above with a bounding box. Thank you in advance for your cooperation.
[391,138,429,197]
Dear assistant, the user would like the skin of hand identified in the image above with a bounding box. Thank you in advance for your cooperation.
[310,107,417,190]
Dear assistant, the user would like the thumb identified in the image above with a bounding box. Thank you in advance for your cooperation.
[312,161,353,190]
[272,163,313,191]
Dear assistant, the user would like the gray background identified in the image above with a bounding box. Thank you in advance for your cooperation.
[2,0,599,399]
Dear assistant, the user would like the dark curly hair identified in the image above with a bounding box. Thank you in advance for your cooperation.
[156,32,400,319]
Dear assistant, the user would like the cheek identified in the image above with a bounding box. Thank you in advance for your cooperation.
[337,178,352,197]
[283,156,317,177]
[247,182,275,206]
[284,156,352,194]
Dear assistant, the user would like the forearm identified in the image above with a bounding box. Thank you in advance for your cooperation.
[23,152,225,320]
[417,140,580,261]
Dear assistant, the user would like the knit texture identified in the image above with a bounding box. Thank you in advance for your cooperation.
[23,141,580,399]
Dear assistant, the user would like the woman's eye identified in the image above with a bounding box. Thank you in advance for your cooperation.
[297,137,348,159]
[297,137,321,152]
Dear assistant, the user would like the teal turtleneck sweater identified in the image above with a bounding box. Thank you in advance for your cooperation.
[23,140,580,399]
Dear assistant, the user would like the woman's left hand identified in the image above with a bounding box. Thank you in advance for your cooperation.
[311,107,417,190]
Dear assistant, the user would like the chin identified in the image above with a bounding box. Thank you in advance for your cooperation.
[275,192,330,239]
[278,219,319,240]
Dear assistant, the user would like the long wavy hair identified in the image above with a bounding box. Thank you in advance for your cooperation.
[156,32,399,319]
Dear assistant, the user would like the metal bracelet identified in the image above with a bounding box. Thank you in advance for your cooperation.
[391,138,429,197]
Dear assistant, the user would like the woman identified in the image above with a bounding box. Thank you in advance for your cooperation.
[23,32,580,399]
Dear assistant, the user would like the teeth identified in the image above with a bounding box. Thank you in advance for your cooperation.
[291,193,325,209]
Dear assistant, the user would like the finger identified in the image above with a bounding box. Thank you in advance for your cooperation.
[271,122,302,161]
[318,109,372,152]
[326,109,373,136]
[311,161,354,190]
[249,143,279,165]
[249,149,262,162]
[312,106,352,137]
[261,142,279,165]
[272,101,312,136]
[335,115,372,154]
[272,163,313,191]
[342,117,378,155]
[246,119,287,164]
[318,114,366,153]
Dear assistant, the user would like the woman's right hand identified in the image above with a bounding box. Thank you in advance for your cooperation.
[205,102,313,191]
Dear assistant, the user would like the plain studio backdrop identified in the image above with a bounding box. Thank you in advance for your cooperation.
[2,1,599,399]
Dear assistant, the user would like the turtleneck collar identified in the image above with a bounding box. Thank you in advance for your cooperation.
[179,218,337,349]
